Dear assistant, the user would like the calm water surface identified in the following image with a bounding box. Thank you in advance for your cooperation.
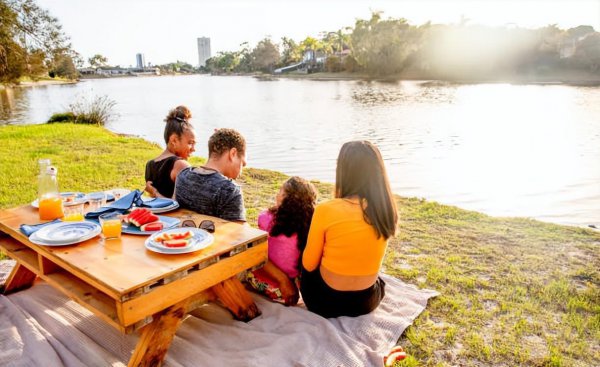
[1,76,599,227]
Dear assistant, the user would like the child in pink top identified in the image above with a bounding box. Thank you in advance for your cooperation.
[246,176,317,305]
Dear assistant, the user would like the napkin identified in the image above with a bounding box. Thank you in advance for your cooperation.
[84,190,142,219]
[20,219,62,237]
[139,198,175,209]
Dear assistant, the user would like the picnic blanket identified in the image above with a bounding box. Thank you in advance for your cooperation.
[0,260,438,366]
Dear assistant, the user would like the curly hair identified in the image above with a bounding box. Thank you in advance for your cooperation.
[269,176,318,269]
[208,128,246,157]
[163,105,193,144]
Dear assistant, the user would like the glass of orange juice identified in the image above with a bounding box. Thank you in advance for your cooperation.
[63,202,85,221]
[99,212,122,240]
[39,196,64,220]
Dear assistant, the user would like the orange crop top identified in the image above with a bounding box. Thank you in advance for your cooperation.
[302,198,388,276]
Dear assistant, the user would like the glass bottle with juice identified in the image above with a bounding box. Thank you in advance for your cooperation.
[38,165,64,220]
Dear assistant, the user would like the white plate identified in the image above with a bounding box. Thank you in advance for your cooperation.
[31,192,86,208]
[29,221,101,246]
[138,200,180,214]
[122,215,180,235]
[145,227,213,254]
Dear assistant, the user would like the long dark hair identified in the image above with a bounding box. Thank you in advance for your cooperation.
[164,105,193,144]
[269,176,318,256]
[335,141,398,239]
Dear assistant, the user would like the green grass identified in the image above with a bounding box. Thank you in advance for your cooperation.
[1,123,599,366]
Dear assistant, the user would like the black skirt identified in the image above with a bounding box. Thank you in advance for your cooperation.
[300,266,385,318]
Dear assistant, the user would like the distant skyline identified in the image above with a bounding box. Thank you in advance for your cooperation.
[37,0,600,67]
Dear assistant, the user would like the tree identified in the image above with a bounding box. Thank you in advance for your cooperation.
[51,54,78,79]
[351,12,422,75]
[280,37,302,66]
[88,54,108,68]
[250,38,279,72]
[0,0,73,83]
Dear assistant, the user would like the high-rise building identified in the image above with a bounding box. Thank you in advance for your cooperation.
[197,37,211,67]
[136,53,145,69]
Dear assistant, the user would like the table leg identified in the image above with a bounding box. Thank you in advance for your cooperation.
[127,298,190,367]
[211,277,261,322]
[1,263,36,294]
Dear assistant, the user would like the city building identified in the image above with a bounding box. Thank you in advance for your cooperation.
[197,37,211,67]
[136,53,145,69]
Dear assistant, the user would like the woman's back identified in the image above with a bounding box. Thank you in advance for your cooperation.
[303,198,387,277]
[145,156,181,198]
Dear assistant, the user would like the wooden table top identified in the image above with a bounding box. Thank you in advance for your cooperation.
[0,205,267,299]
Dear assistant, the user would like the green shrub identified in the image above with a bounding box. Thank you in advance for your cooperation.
[47,112,76,123]
[68,95,117,125]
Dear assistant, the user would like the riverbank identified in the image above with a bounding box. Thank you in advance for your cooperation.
[0,123,598,366]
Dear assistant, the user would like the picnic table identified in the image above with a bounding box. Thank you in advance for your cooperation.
[0,204,268,367]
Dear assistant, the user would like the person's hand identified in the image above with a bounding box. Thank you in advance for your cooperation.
[145,181,158,197]
[279,278,299,306]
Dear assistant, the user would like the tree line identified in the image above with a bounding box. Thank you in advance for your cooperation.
[2,1,599,83]
[0,0,81,83]
[206,12,600,79]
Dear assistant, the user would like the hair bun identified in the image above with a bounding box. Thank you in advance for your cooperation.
[166,105,192,124]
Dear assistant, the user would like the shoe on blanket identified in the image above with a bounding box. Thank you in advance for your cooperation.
[383,345,407,366]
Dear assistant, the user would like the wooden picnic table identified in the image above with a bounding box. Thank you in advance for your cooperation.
[0,204,268,367]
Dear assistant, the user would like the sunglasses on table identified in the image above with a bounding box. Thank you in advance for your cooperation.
[181,219,216,233]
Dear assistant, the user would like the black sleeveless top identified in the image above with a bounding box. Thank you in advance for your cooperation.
[144,156,182,198]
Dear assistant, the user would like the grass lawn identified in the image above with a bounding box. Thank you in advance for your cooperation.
[1,124,599,366]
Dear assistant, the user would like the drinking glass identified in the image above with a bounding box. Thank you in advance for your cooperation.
[88,192,107,211]
[63,201,85,221]
[99,212,122,240]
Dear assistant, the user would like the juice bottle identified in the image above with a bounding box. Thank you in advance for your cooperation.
[38,166,64,220]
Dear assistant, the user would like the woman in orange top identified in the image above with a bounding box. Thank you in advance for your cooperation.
[300,140,398,318]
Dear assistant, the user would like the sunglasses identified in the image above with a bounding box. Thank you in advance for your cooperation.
[181,219,216,233]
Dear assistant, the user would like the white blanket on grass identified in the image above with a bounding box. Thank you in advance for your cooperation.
[0,261,438,367]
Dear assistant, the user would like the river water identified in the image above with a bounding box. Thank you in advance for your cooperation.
[1,75,599,227]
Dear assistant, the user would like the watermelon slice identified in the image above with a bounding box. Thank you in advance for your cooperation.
[126,208,150,224]
[130,211,158,227]
[163,239,189,248]
[140,221,163,232]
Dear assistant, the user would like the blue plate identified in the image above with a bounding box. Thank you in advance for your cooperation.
[122,215,180,235]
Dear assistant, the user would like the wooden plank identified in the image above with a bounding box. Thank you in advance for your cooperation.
[212,277,261,321]
[39,255,61,275]
[119,242,267,326]
[42,271,122,332]
[0,235,40,273]
[2,263,37,294]
[127,297,191,367]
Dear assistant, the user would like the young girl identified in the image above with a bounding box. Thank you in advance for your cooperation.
[145,106,196,198]
[246,176,318,306]
[300,141,398,318]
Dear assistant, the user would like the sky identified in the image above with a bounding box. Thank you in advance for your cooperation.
[37,0,600,67]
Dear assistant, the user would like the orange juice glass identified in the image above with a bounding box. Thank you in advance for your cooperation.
[63,202,84,221]
[39,197,64,220]
[99,213,122,239]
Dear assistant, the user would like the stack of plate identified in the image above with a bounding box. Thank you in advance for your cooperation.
[138,198,180,214]
[29,221,101,246]
[145,228,213,254]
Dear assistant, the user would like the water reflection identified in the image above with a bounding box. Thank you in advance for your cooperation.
[1,76,599,227]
